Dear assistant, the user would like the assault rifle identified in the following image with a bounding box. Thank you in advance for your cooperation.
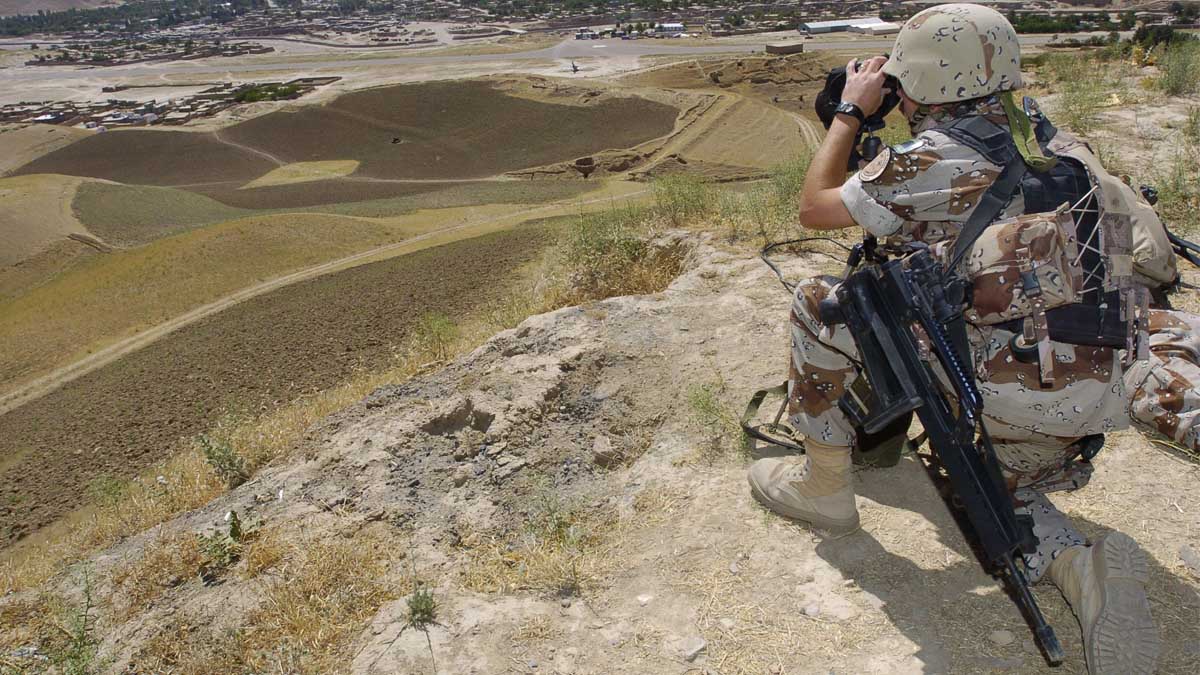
[818,244,1065,665]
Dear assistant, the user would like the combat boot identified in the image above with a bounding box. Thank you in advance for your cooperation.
[1047,532,1160,675]
[747,441,858,534]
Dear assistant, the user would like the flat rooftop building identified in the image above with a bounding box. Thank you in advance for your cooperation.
[849,21,901,36]
[799,17,886,34]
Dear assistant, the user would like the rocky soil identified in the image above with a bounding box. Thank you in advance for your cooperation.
[4,231,1198,674]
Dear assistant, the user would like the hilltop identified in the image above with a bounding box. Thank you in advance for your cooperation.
[2,230,1198,673]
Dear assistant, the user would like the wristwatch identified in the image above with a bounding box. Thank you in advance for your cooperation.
[834,101,866,126]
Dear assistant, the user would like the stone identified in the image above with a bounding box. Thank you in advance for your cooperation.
[591,435,621,468]
[680,636,707,662]
[802,604,820,617]
[988,629,1016,647]
[494,455,527,480]
[560,598,572,608]
[1180,544,1200,577]
[718,617,735,630]
[637,594,654,606]
[452,465,472,487]
[728,561,740,575]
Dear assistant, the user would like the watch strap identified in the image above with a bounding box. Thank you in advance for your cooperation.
[835,101,866,125]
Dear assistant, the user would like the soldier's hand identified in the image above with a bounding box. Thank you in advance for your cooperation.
[841,56,891,118]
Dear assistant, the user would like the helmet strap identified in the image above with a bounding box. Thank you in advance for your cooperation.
[999,91,1057,173]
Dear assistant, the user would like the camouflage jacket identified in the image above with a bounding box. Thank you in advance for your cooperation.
[838,97,1130,439]
[841,96,1026,245]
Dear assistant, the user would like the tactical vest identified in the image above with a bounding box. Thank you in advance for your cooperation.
[930,105,1161,379]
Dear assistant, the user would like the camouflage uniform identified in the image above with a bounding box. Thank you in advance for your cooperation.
[787,97,1200,581]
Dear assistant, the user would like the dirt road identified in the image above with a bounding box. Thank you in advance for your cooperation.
[0,186,649,417]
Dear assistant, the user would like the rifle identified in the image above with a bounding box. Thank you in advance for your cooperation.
[818,244,1065,665]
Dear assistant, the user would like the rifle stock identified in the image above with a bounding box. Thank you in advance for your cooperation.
[821,248,1065,665]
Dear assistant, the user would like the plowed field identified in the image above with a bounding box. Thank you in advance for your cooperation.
[0,223,557,545]
[15,128,275,187]
[15,80,678,192]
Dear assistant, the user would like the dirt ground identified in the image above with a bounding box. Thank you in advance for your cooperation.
[12,234,1194,674]
[0,223,558,546]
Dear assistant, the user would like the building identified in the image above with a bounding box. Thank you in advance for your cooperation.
[799,17,886,34]
[849,21,901,36]
[658,22,685,33]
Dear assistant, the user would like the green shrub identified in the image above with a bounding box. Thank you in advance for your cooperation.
[412,312,459,362]
[554,205,683,301]
[197,434,248,488]
[1159,41,1200,96]
[652,174,715,226]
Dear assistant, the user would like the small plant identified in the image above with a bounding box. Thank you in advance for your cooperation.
[85,474,126,507]
[687,377,749,462]
[197,434,248,488]
[368,558,441,673]
[53,567,101,675]
[404,583,439,632]
[198,511,251,582]
[413,312,459,362]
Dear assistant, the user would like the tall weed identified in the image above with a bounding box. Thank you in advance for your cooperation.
[1159,41,1200,96]
[551,206,684,303]
[652,174,715,226]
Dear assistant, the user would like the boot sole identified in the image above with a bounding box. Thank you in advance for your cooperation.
[1086,532,1160,675]
[749,483,860,536]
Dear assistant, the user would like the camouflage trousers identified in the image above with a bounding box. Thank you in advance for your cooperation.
[787,275,1200,581]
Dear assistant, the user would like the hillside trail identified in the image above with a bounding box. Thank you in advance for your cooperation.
[211,128,286,167]
[0,185,648,416]
[57,232,1198,673]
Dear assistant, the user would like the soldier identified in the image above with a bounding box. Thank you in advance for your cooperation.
[747,4,1185,673]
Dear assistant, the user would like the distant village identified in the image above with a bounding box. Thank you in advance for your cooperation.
[26,39,274,67]
[0,77,340,128]
[2,0,1196,56]
[4,1,1193,47]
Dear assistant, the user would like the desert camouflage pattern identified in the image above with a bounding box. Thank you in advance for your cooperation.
[944,205,1084,325]
[792,98,1200,580]
[1127,310,1200,450]
[882,3,1023,105]
[841,98,1023,241]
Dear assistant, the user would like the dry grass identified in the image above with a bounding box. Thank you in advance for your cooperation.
[133,530,408,675]
[109,534,204,621]
[461,494,618,597]
[0,450,223,596]
[242,527,286,579]
[511,615,562,644]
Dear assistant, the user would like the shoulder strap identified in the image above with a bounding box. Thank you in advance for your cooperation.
[949,159,1027,270]
[936,115,1018,166]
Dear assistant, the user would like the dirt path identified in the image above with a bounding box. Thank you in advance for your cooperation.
[211,128,285,167]
[0,185,648,417]
[792,111,822,147]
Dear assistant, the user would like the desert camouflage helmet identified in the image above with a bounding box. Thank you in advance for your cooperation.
[882,3,1022,105]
